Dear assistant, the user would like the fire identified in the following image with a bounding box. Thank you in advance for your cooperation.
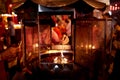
[54,51,68,64]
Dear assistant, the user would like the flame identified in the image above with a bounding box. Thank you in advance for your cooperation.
[54,51,68,64]
[84,44,96,49]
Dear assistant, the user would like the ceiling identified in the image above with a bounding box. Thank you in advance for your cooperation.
[0,0,119,14]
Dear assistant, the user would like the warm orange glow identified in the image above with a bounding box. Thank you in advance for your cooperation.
[110,4,120,11]
[92,46,95,49]
[54,51,68,64]
[9,4,12,7]
[14,24,21,29]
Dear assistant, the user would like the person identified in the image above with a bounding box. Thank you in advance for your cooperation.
[108,24,120,80]
[7,17,16,46]
[12,66,26,80]
[0,17,6,51]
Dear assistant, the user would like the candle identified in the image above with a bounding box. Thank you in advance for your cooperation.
[33,43,39,53]
[85,44,88,54]
[92,45,95,49]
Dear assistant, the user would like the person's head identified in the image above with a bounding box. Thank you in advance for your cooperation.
[7,17,12,22]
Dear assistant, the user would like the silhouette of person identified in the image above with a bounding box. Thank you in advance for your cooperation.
[7,17,16,46]
[0,17,5,51]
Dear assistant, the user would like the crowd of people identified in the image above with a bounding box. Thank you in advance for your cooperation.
[0,16,16,52]
[1,12,120,80]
